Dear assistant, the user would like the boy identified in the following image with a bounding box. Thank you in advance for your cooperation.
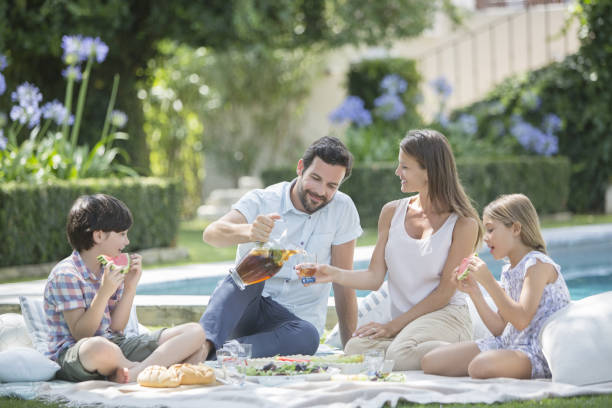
[44,194,206,383]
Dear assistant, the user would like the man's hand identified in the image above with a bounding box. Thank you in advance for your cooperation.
[248,213,281,243]
[353,321,398,339]
[123,253,142,292]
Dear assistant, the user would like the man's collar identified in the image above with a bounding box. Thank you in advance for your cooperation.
[281,178,300,215]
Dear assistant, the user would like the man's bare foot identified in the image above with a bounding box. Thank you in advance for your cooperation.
[109,367,129,383]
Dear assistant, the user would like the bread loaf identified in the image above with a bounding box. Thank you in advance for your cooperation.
[171,363,215,385]
[137,365,183,388]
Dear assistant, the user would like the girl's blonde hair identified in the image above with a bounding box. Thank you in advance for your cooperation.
[400,129,483,250]
[483,193,547,253]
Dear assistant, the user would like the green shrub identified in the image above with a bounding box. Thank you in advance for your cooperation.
[262,156,570,228]
[0,177,181,267]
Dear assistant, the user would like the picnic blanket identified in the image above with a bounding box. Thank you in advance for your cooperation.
[6,372,611,408]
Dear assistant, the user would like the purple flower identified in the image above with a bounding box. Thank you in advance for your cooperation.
[62,66,82,82]
[457,114,478,135]
[62,35,84,64]
[430,77,452,99]
[41,100,73,126]
[0,130,7,150]
[329,96,372,127]
[0,54,7,71]
[543,114,562,135]
[0,73,5,96]
[11,82,43,109]
[80,37,109,63]
[380,74,407,95]
[511,120,558,156]
[374,93,405,121]
[110,110,128,128]
[10,104,41,128]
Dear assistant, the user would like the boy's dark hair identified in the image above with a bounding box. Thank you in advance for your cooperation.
[66,194,133,252]
[302,136,354,181]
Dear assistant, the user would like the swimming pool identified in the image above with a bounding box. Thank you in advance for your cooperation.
[137,231,612,300]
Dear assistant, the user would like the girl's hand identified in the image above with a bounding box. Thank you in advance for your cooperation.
[455,266,480,295]
[465,256,491,283]
[353,321,397,339]
[123,253,142,291]
[100,264,124,298]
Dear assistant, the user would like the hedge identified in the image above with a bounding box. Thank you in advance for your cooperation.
[262,156,570,228]
[0,177,182,267]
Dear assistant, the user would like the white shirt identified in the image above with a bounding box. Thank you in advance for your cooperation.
[232,180,362,334]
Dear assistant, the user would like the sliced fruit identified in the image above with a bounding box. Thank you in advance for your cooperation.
[97,253,131,274]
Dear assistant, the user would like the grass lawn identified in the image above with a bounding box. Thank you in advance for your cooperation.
[2,393,611,407]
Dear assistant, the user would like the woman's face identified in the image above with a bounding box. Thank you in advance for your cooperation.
[395,150,428,194]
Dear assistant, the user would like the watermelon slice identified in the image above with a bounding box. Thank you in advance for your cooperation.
[97,253,131,274]
[457,257,471,281]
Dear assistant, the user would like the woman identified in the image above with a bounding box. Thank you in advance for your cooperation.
[303,129,482,370]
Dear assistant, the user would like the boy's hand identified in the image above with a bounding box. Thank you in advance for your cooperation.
[123,253,142,291]
[249,213,281,243]
[100,264,125,298]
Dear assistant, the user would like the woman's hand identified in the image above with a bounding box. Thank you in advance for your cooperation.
[353,321,398,339]
[123,253,142,291]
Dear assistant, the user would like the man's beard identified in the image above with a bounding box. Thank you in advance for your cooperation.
[296,182,330,214]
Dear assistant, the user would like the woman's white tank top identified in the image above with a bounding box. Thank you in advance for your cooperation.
[385,197,466,319]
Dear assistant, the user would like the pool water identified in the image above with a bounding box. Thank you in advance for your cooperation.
[137,240,612,300]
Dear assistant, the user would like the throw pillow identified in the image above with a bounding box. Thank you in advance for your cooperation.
[0,313,33,351]
[0,347,59,382]
[325,281,391,349]
[540,291,612,385]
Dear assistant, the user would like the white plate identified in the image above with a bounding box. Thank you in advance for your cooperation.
[246,373,331,386]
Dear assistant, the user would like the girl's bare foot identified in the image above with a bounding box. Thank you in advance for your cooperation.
[109,367,129,383]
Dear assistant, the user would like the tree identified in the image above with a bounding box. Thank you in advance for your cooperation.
[1,0,444,172]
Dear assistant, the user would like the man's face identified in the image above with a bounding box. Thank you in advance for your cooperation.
[294,157,346,214]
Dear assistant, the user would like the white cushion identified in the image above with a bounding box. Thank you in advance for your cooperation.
[540,291,612,385]
[0,313,34,351]
[19,296,142,356]
[0,347,59,382]
[466,287,497,340]
[325,281,391,348]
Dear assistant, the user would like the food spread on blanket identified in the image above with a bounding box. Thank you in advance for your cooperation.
[244,362,326,377]
[137,363,215,388]
[97,253,131,274]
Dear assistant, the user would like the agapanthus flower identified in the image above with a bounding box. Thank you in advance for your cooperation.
[430,77,452,99]
[329,96,372,127]
[0,73,5,95]
[456,114,478,136]
[41,100,73,126]
[10,104,41,128]
[80,37,109,63]
[543,113,562,135]
[11,82,43,109]
[0,131,7,151]
[380,74,407,95]
[62,66,82,82]
[511,120,558,156]
[0,54,7,71]
[374,93,406,121]
[110,110,128,128]
[62,35,83,65]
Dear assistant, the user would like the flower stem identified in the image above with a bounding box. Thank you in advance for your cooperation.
[62,66,75,142]
[100,74,120,147]
[70,56,94,148]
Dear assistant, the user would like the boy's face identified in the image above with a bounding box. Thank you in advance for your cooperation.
[94,230,130,257]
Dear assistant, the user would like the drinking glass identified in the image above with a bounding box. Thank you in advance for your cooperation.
[295,252,317,285]
[364,349,384,377]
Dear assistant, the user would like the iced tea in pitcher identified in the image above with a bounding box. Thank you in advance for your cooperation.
[229,247,300,290]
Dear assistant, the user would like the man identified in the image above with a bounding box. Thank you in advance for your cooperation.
[200,136,362,359]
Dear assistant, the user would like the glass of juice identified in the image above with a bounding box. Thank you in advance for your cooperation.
[229,247,300,290]
[295,252,317,285]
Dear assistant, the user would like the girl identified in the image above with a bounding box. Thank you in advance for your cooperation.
[303,129,482,370]
[421,193,571,379]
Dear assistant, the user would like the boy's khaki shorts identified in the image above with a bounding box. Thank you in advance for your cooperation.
[55,329,165,382]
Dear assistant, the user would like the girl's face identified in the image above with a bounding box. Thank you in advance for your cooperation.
[395,150,428,194]
[483,216,519,260]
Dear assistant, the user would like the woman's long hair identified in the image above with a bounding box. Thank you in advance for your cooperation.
[484,193,547,254]
[400,129,483,250]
